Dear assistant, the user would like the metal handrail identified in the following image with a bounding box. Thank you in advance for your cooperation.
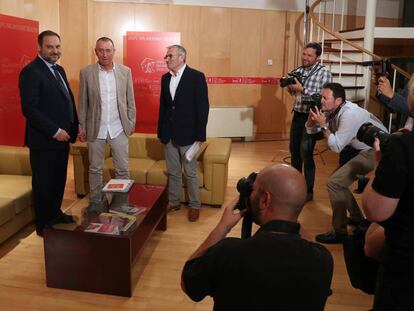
[308,0,411,79]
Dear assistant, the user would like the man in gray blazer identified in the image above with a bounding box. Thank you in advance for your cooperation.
[78,37,136,210]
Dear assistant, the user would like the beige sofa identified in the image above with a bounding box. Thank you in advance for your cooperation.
[71,133,232,206]
[0,145,34,244]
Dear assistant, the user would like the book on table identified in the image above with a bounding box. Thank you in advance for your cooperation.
[95,212,137,232]
[84,223,120,235]
[109,204,147,216]
[102,179,134,193]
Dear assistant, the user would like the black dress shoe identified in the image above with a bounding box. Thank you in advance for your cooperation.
[315,231,347,244]
[59,214,75,224]
[36,227,44,237]
[49,214,74,225]
[347,217,364,226]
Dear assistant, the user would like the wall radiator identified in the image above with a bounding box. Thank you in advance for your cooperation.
[206,107,254,139]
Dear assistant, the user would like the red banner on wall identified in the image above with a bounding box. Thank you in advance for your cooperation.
[125,32,180,133]
[206,77,280,84]
[0,14,38,146]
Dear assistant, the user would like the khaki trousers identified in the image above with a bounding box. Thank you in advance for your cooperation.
[328,148,374,234]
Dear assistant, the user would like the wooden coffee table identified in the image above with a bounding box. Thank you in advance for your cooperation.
[43,184,167,297]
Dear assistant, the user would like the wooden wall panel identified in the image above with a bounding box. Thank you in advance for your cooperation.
[167,5,201,68]
[199,7,232,107]
[0,0,59,31]
[133,3,169,32]
[90,2,135,65]
[59,0,89,101]
[256,11,288,136]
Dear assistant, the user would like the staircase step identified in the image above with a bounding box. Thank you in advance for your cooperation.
[324,47,362,53]
[343,86,364,90]
[353,98,365,104]
[339,27,364,33]
[324,38,364,43]
[323,60,362,65]
[332,73,363,77]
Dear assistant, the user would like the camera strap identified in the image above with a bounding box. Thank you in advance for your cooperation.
[300,63,324,86]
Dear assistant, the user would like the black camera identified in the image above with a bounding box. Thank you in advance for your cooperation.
[303,93,322,110]
[361,59,390,85]
[236,172,257,240]
[357,122,394,151]
[236,172,257,211]
[280,72,302,88]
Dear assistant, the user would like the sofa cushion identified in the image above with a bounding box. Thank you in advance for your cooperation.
[0,197,15,226]
[0,175,32,214]
[103,157,156,184]
[148,160,204,187]
[128,133,165,160]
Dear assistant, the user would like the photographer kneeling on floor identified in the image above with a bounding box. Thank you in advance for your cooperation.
[362,74,414,311]
[181,163,333,311]
[306,82,388,244]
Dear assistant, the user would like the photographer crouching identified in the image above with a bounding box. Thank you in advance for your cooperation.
[306,83,388,244]
[361,75,414,310]
[284,42,332,202]
[181,164,333,311]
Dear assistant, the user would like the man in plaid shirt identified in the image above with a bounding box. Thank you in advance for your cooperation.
[287,42,332,201]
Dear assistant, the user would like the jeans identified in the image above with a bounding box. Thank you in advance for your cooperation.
[289,111,316,194]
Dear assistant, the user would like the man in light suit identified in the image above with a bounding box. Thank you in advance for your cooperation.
[78,37,136,211]
[19,30,79,236]
[157,45,209,222]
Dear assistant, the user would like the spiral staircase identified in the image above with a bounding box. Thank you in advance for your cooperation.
[307,0,412,130]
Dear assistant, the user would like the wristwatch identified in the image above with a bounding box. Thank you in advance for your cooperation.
[320,125,328,131]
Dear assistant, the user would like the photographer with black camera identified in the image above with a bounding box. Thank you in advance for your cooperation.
[377,75,413,130]
[306,82,388,244]
[361,75,414,311]
[181,164,333,311]
[285,42,332,202]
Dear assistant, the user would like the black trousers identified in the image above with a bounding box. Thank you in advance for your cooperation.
[289,111,316,194]
[29,145,69,230]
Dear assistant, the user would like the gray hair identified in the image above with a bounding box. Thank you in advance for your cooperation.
[167,44,186,62]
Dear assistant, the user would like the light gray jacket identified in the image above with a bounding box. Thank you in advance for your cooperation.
[78,63,136,141]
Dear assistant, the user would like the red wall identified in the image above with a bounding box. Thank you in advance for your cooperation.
[0,14,38,146]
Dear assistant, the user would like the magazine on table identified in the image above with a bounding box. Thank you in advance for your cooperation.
[84,223,120,235]
[96,212,137,232]
[109,204,147,216]
[102,179,134,193]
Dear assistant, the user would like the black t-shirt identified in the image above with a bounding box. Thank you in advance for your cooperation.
[182,220,333,311]
[372,131,414,262]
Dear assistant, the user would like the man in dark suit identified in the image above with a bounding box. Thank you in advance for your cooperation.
[157,45,209,222]
[19,30,79,236]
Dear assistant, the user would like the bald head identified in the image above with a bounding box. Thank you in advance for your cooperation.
[256,164,307,219]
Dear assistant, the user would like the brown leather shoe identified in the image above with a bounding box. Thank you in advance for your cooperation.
[188,208,200,222]
[167,203,181,213]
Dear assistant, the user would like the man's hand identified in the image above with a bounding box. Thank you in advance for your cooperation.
[78,127,86,142]
[288,77,304,94]
[309,106,327,128]
[217,198,246,233]
[55,129,70,142]
[377,76,394,98]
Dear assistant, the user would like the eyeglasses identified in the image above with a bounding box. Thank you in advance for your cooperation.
[164,53,177,60]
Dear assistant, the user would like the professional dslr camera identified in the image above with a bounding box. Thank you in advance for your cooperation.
[280,71,303,88]
[361,59,390,85]
[357,122,399,151]
[236,172,257,239]
[236,172,257,211]
[303,93,322,110]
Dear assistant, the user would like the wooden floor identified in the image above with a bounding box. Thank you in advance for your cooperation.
[0,140,373,310]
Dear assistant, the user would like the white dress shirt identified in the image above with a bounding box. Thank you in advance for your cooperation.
[97,64,123,139]
[169,64,186,100]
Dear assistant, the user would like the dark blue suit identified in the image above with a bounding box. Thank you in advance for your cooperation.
[157,66,209,146]
[19,56,78,231]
